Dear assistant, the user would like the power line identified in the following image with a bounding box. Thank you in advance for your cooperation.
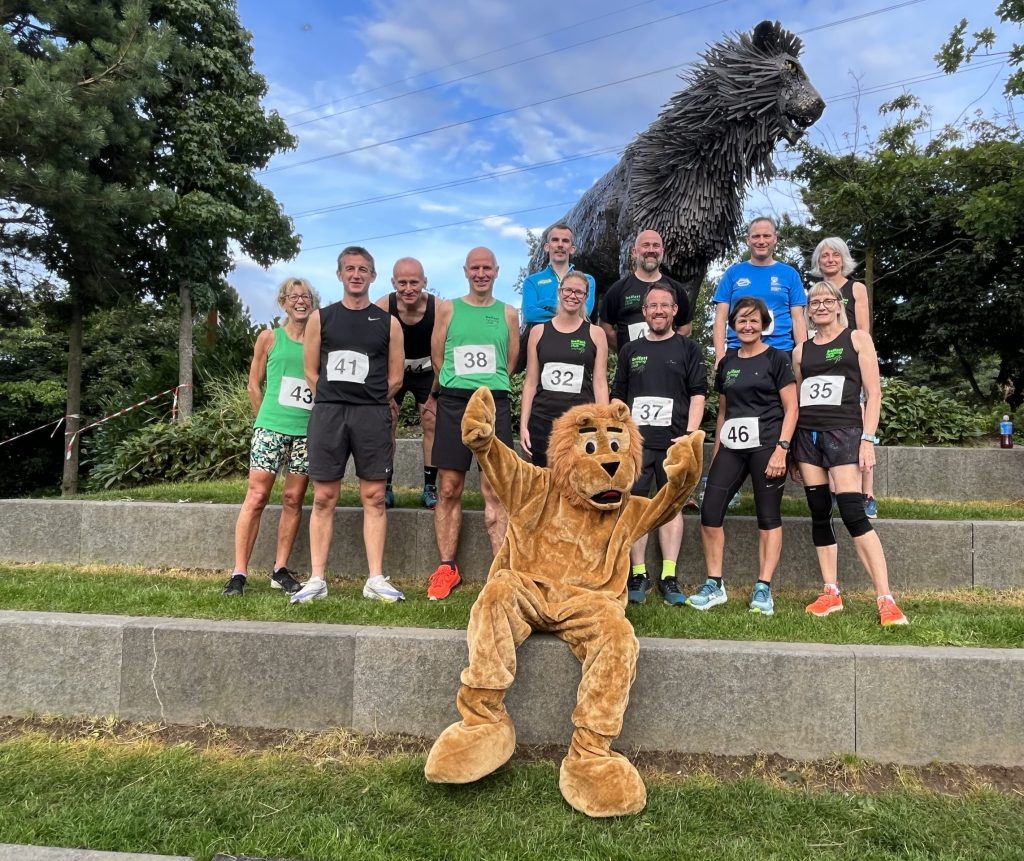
[281,0,703,120]
[264,0,938,175]
[300,201,576,251]
[288,0,736,129]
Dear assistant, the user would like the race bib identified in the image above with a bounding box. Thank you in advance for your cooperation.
[627,321,649,342]
[278,376,313,411]
[404,356,431,373]
[632,396,673,427]
[453,344,496,376]
[721,416,759,449]
[541,362,584,394]
[326,350,369,384]
[800,375,844,407]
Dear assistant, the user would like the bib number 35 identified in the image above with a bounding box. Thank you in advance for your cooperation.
[800,374,844,407]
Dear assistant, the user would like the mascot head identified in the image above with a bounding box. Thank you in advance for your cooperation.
[547,401,643,511]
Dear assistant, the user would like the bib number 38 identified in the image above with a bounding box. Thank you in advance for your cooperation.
[453,344,496,376]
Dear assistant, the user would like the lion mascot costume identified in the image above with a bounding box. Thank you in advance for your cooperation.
[425,387,704,817]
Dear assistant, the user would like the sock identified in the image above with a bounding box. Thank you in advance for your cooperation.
[424,466,438,485]
[661,560,677,579]
[757,579,771,588]
[441,559,457,569]
[231,572,247,579]
[825,582,840,595]
[632,563,647,576]
[877,593,894,604]
[709,576,722,587]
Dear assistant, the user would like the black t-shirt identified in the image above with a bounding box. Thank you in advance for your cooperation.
[797,328,862,430]
[315,302,391,405]
[387,292,434,374]
[601,273,692,350]
[715,346,795,449]
[532,320,597,421]
[611,333,708,450]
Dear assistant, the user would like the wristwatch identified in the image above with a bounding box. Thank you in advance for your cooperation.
[776,440,790,450]
[861,432,880,443]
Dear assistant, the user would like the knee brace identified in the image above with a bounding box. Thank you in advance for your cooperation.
[804,484,836,547]
[836,491,873,538]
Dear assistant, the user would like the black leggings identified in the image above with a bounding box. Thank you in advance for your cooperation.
[700,446,785,530]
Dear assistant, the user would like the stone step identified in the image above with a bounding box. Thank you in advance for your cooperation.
[1,609,1021,766]
[2,500,1021,591]
[393,438,1024,501]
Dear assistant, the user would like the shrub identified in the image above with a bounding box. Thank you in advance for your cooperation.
[879,378,987,445]
[87,373,253,490]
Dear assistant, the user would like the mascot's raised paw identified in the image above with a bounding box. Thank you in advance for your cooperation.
[462,386,496,450]
[664,430,705,488]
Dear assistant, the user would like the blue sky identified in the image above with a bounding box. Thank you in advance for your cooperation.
[229,0,1022,322]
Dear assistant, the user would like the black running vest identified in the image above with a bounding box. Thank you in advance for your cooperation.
[315,302,391,405]
[797,328,862,430]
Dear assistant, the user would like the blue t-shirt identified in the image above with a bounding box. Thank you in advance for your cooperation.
[521,264,596,324]
[713,260,806,350]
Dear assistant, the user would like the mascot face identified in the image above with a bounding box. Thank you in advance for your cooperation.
[547,402,644,511]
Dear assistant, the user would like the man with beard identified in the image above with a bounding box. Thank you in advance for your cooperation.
[601,229,693,353]
[612,282,707,605]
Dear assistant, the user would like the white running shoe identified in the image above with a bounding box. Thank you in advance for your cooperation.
[363,574,405,603]
[290,577,327,604]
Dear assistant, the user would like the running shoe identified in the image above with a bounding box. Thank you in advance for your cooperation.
[687,578,727,610]
[683,496,699,511]
[878,597,908,626]
[806,588,843,617]
[422,484,438,510]
[270,567,303,595]
[384,484,395,509]
[658,576,687,606]
[363,574,405,603]
[222,573,245,597]
[627,573,652,604]
[290,577,327,604]
[748,582,774,616]
[427,563,461,601]
[728,491,742,510]
[864,495,878,519]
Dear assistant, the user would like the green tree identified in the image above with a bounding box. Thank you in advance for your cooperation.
[141,0,298,421]
[787,107,1024,406]
[0,1,173,492]
[937,1,1024,96]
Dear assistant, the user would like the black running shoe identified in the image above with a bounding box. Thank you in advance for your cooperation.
[627,574,652,604]
[222,574,246,597]
[658,576,686,606]
[271,567,303,595]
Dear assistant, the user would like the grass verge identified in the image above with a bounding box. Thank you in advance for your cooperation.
[0,717,1022,861]
[3,563,1023,648]
[67,479,1024,520]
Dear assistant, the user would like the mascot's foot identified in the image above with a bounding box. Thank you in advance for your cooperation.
[424,715,516,785]
[559,730,646,817]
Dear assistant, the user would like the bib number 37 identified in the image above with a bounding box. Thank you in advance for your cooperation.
[631,396,673,427]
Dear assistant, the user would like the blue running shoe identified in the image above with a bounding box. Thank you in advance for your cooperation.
[687,578,727,610]
[627,574,652,604]
[864,495,878,519]
[422,484,438,509]
[749,582,774,615]
[659,576,687,606]
[728,491,741,510]
[384,484,395,509]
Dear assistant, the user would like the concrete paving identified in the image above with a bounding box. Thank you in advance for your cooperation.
[0,846,189,861]
[2,610,1022,766]
[0,499,1015,588]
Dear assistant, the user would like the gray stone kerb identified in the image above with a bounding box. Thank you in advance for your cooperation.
[2,499,1022,590]
[0,847,190,861]
[0,610,1022,767]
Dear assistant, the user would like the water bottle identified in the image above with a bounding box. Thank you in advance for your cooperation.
[1000,415,1014,449]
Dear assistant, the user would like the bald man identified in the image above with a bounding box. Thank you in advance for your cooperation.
[376,257,438,509]
[425,247,519,601]
[601,229,693,353]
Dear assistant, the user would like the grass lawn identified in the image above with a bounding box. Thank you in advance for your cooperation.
[3,563,1023,649]
[68,478,1024,521]
[1,719,1022,861]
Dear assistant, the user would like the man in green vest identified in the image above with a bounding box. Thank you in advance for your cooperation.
[425,247,520,601]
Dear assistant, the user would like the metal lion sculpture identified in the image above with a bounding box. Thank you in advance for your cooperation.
[531,20,825,298]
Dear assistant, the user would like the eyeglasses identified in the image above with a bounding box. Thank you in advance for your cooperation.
[643,303,675,311]
[560,288,587,298]
[286,293,313,303]
[808,298,838,309]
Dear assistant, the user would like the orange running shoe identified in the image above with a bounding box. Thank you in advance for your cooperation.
[878,597,909,626]
[806,588,843,617]
[427,563,461,601]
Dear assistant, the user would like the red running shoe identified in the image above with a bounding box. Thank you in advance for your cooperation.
[427,563,461,601]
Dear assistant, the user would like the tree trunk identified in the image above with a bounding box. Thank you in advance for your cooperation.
[177,279,193,421]
[60,300,83,496]
[953,341,985,400]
